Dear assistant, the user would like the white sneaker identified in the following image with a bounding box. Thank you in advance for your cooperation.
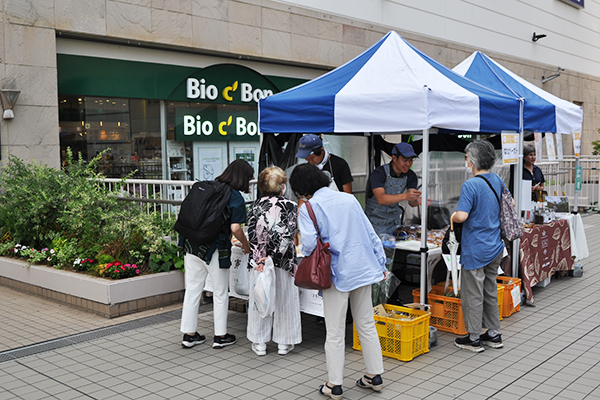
[278,344,294,355]
[252,343,266,356]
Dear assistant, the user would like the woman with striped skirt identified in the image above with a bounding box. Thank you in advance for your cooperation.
[246,166,302,356]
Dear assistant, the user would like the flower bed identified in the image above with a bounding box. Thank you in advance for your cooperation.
[0,153,187,317]
[0,257,184,318]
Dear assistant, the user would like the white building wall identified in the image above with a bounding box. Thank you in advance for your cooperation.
[0,0,599,166]
[273,0,600,77]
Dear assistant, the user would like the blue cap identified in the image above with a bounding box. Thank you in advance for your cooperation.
[296,134,323,158]
[392,142,417,158]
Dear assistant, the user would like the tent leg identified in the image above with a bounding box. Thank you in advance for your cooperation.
[574,156,580,212]
[420,129,429,305]
[512,132,524,278]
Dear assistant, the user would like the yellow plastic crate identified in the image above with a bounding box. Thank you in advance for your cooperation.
[352,304,430,362]
[496,276,521,317]
[413,283,503,335]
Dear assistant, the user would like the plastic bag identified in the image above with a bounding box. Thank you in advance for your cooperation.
[234,255,250,296]
[230,247,249,296]
[252,257,276,318]
[372,272,401,306]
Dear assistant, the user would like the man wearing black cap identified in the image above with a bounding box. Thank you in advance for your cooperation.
[365,142,422,236]
[295,134,353,193]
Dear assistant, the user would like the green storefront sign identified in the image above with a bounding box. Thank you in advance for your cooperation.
[57,55,306,102]
[175,108,259,141]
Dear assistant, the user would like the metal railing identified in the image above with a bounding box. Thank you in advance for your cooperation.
[101,156,600,217]
[100,178,259,218]
[537,156,600,209]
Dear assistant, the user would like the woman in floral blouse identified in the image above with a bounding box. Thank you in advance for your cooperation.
[246,166,302,356]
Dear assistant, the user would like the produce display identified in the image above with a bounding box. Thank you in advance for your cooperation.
[395,225,447,247]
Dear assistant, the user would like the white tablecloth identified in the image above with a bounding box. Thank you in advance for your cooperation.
[556,213,589,261]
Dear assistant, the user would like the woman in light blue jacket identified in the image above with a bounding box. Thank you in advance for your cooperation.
[290,163,386,400]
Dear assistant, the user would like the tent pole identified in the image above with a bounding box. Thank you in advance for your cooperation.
[574,156,580,212]
[420,128,429,305]
[513,132,524,278]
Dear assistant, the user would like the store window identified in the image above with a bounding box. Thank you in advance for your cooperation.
[59,95,162,179]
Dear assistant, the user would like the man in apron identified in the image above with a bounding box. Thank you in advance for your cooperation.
[295,134,353,193]
[365,142,422,237]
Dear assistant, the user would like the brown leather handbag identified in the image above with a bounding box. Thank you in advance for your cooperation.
[294,201,332,290]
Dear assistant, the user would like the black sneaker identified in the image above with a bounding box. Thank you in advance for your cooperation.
[213,333,236,348]
[454,335,484,353]
[480,331,503,348]
[182,332,205,348]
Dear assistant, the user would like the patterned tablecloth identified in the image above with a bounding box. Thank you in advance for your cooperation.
[519,219,574,305]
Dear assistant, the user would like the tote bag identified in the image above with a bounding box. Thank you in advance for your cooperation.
[294,201,332,290]
[476,175,523,241]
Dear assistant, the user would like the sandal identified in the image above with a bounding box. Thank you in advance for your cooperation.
[318,382,343,400]
[356,374,383,391]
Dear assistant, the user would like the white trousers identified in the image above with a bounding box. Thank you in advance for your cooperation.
[180,251,230,336]
[246,267,302,345]
[322,284,384,386]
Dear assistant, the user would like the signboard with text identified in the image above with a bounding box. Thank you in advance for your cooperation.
[175,108,260,142]
[501,132,519,165]
[572,132,581,157]
[168,64,278,105]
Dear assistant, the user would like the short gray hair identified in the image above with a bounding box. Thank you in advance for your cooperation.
[523,144,536,156]
[465,140,496,171]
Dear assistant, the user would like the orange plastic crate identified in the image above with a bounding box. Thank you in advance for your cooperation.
[352,304,430,362]
[496,276,521,317]
[413,283,503,335]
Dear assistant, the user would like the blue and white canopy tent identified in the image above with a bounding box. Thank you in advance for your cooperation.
[453,51,582,135]
[453,51,583,276]
[259,31,523,303]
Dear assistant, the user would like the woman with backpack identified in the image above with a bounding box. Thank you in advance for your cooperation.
[180,159,254,349]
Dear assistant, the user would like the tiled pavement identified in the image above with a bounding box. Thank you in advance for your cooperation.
[0,214,599,399]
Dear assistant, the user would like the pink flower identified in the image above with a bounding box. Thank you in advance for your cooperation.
[136,269,140,274]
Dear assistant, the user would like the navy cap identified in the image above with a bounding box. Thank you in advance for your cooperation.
[296,134,323,158]
[392,142,417,158]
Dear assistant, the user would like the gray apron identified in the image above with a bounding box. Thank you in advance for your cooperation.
[365,163,408,236]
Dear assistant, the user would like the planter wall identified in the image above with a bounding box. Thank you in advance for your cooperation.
[0,257,184,318]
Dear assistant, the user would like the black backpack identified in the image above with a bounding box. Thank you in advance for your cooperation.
[174,181,232,244]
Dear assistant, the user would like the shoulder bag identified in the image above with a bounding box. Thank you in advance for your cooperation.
[294,201,332,290]
[476,175,523,241]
